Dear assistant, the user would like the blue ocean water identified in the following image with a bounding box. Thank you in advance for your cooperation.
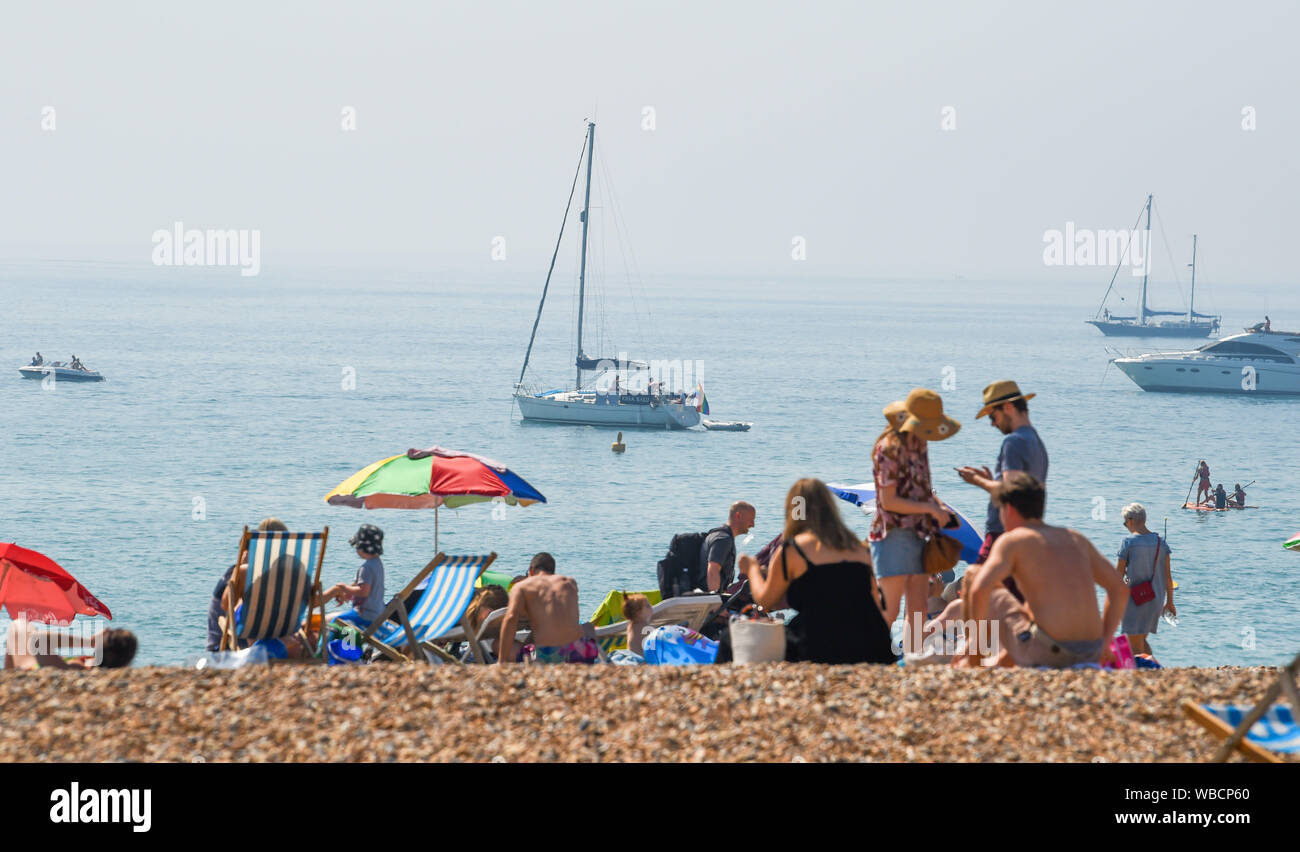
[2,261,1297,667]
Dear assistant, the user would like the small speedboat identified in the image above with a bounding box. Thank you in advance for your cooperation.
[18,363,104,382]
[702,420,751,431]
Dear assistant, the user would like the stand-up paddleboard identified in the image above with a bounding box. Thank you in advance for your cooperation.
[1181,503,1257,511]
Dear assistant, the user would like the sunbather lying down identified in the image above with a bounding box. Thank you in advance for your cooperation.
[3,621,137,670]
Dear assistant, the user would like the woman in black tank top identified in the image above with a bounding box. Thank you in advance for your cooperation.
[739,479,897,664]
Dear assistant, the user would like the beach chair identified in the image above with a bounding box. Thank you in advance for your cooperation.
[222,527,329,658]
[589,594,724,646]
[353,552,495,664]
[443,606,538,663]
[1182,650,1300,763]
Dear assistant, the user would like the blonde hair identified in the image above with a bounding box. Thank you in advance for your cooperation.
[782,478,861,551]
[465,585,509,631]
[258,517,288,532]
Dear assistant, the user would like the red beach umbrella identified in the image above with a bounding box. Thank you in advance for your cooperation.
[0,543,112,624]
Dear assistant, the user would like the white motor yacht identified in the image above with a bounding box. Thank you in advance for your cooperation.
[1113,329,1300,394]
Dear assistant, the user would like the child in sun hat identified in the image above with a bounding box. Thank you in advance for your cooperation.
[869,388,959,654]
[326,524,386,629]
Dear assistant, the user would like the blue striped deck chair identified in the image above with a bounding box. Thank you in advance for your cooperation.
[358,552,496,664]
[1182,650,1300,763]
[222,527,328,658]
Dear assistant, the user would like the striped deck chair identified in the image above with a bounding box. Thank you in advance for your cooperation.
[222,527,328,657]
[358,552,495,664]
[1182,650,1300,763]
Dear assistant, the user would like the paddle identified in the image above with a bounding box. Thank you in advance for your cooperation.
[1182,467,1199,508]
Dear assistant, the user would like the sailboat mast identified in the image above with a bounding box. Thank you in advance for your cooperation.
[1188,233,1197,325]
[1139,193,1152,327]
[575,121,596,390]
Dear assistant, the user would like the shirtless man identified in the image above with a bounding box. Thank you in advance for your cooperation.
[958,472,1127,668]
[498,552,597,664]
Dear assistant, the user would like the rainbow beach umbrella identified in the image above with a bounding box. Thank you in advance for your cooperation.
[324,445,546,549]
[1285,531,1300,552]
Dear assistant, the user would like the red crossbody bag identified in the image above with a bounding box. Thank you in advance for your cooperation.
[1128,534,1161,606]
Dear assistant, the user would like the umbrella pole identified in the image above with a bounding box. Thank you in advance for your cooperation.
[435,504,439,553]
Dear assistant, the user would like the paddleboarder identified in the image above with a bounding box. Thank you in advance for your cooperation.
[1228,483,1247,508]
[1212,483,1228,510]
[1194,460,1211,505]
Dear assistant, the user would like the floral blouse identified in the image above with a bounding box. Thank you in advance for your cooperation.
[870,431,937,541]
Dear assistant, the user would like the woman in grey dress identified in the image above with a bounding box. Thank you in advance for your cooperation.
[1116,503,1176,656]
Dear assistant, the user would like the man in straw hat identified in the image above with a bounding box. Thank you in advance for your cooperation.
[957,381,1048,582]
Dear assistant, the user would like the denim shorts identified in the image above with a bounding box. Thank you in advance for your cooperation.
[870,527,926,578]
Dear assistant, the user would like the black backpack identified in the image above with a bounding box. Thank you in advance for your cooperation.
[657,526,731,599]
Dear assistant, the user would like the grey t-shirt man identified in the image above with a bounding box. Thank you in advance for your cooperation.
[985,425,1049,535]
[354,557,385,623]
[699,528,736,592]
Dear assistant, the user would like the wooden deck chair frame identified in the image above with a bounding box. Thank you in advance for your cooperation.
[1182,649,1300,763]
[221,526,329,659]
[358,552,496,664]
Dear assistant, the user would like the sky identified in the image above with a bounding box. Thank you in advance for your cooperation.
[2,1,1297,289]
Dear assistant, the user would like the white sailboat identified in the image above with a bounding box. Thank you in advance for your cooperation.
[1086,195,1220,338]
[513,121,702,429]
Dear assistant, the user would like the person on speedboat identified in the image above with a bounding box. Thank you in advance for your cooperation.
[29,352,42,366]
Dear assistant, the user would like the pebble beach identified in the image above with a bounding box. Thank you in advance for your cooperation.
[1,665,1289,763]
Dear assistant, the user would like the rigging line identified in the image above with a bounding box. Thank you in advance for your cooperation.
[518,135,588,385]
[610,154,657,352]
[1194,248,1215,313]
[593,161,609,357]
[1094,202,1148,318]
[598,151,651,354]
[1151,198,1188,309]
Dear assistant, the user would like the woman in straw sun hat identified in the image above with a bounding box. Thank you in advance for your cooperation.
[883,399,909,432]
[870,388,959,653]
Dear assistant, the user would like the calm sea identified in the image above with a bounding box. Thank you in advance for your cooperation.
[3,262,1296,667]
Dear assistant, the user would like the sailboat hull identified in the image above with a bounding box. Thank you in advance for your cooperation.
[1087,320,1216,338]
[516,392,701,428]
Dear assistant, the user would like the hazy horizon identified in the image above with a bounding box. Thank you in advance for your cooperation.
[3,1,1298,293]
